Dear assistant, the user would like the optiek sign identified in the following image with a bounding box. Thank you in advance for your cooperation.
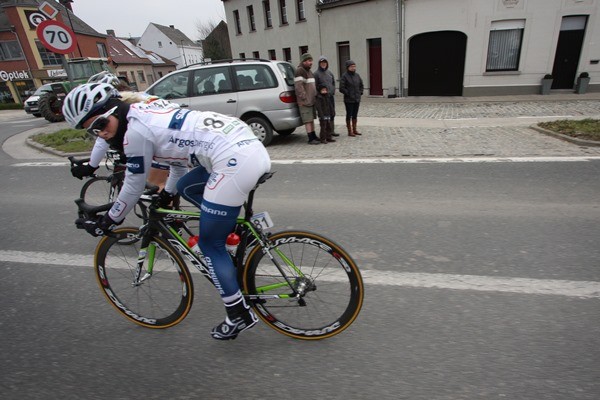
[0,70,31,82]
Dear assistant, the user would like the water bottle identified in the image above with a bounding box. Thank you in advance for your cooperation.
[187,235,202,256]
[225,233,241,256]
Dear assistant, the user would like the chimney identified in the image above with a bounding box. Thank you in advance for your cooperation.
[106,29,116,37]
[59,0,74,12]
[169,25,175,29]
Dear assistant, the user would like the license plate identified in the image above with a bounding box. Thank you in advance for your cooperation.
[251,211,274,230]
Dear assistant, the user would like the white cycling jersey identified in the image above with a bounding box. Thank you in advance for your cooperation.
[108,102,266,222]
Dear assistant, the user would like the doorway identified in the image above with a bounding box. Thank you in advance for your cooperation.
[368,38,383,95]
[551,16,588,89]
[408,31,467,96]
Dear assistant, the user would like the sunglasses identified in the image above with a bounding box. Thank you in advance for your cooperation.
[86,106,117,137]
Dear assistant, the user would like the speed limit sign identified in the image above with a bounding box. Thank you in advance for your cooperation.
[36,19,77,54]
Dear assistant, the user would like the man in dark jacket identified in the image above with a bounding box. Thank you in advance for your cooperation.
[294,53,320,144]
[313,56,339,137]
[339,60,364,136]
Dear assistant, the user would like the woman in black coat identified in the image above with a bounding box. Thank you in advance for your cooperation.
[339,60,364,136]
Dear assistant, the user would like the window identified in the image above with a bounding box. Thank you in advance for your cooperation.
[239,52,246,59]
[263,0,272,28]
[234,64,277,91]
[137,70,146,82]
[299,46,308,58]
[158,41,163,48]
[191,66,231,96]
[279,0,288,25]
[146,70,189,99]
[96,43,108,58]
[130,71,136,82]
[253,51,260,58]
[268,49,276,60]
[158,71,164,78]
[296,0,305,21]
[0,40,24,60]
[486,20,525,72]
[234,10,242,35]
[247,6,256,32]
[283,47,291,63]
[35,41,61,66]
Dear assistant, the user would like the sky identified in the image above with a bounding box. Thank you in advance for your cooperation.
[71,0,226,41]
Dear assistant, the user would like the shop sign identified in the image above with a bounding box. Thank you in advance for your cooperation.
[0,70,31,82]
[47,69,67,78]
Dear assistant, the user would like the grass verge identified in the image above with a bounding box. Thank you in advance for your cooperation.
[31,129,95,153]
[537,119,600,142]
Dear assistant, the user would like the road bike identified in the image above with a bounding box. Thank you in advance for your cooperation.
[75,172,364,340]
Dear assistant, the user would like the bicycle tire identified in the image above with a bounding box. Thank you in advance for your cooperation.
[94,227,194,328]
[80,176,117,206]
[242,230,364,340]
[80,175,148,222]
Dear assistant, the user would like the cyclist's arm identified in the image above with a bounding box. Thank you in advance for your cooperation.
[89,138,110,168]
[107,129,153,223]
[164,164,187,194]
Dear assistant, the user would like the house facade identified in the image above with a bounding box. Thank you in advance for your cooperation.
[106,33,176,91]
[221,0,599,96]
[137,23,203,69]
[0,0,110,104]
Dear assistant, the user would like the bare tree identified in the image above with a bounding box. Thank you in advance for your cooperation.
[196,20,232,62]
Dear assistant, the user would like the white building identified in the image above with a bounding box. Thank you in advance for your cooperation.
[137,23,203,69]
[221,0,599,96]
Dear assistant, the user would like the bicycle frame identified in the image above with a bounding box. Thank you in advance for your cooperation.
[133,193,306,302]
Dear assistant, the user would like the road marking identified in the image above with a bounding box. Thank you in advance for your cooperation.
[2,250,598,299]
[10,156,600,167]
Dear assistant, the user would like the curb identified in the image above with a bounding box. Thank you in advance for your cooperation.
[530,125,600,147]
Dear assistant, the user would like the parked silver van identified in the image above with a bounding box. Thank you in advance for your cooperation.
[146,59,302,146]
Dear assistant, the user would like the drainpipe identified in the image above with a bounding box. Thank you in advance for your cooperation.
[395,0,405,97]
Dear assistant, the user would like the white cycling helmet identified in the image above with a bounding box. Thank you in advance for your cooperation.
[87,71,122,87]
[62,83,120,129]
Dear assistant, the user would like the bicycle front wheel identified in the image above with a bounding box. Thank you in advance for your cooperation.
[243,230,364,340]
[80,176,117,206]
[94,227,194,328]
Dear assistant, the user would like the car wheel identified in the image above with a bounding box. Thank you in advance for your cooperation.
[276,128,295,136]
[245,116,273,146]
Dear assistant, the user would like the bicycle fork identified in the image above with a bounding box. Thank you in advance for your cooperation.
[132,234,156,286]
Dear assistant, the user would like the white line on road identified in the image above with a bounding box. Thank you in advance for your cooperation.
[12,156,600,167]
[2,250,598,299]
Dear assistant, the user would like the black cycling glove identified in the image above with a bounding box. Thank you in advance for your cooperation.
[158,190,176,208]
[71,164,98,180]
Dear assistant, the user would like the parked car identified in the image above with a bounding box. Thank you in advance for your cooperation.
[145,59,302,146]
[23,83,54,117]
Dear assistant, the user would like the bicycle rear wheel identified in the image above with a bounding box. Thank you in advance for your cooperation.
[243,230,364,340]
[94,227,194,328]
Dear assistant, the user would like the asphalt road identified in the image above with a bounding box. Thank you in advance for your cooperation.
[1,158,599,399]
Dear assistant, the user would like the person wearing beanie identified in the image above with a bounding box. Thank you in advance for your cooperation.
[339,59,364,136]
[313,56,338,137]
[294,53,320,144]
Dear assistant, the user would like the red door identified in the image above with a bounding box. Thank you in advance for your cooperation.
[368,38,383,96]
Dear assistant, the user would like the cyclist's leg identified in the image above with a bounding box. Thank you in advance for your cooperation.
[176,165,209,208]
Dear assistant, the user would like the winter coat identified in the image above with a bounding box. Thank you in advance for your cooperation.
[339,71,364,103]
[294,65,317,107]
[315,93,333,120]
[314,56,336,96]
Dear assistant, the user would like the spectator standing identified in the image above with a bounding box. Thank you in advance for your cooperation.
[313,56,339,137]
[315,85,336,144]
[294,53,320,145]
[339,60,364,137]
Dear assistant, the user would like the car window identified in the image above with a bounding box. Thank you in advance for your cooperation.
[233,65,277,91]
[191,66,232,96]
[277,62,295,87]
[147,71,189,99]
[33,84,53,96]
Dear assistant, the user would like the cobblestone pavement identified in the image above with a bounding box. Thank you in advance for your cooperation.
[266,97,600,160]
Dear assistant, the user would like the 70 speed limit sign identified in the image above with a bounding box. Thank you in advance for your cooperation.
[36,19,77,54]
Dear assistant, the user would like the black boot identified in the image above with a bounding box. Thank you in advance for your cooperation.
[307,131,321,145]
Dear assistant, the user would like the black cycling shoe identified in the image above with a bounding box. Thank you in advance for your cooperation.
[211,310,258,340]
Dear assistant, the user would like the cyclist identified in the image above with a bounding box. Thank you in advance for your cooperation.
[70,72,172,190]
[63,83,271,340]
